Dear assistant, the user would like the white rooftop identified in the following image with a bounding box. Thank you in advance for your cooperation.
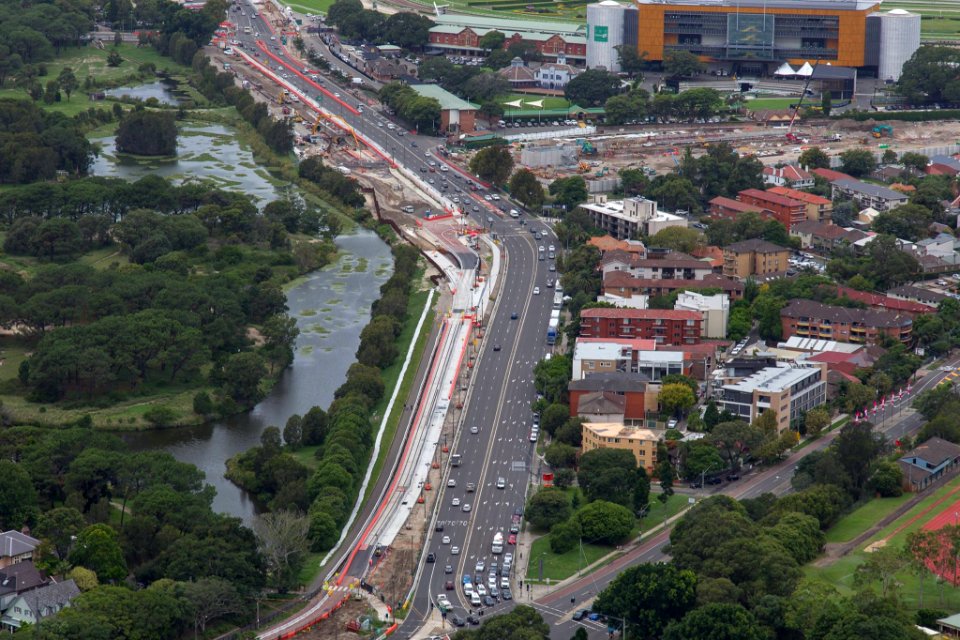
[723,364,822,393]
[778,336,863,354]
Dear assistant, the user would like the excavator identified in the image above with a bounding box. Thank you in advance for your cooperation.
[872,124,894,138]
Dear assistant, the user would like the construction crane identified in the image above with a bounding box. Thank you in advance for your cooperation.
[787,58,821,135]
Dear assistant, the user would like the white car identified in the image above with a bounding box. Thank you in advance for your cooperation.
[488,574,497,588]
[462,503,472,512]
[476,560,485,572]
[442,535,451,544]
[504,552,513,563]
[452,497,461,507]
[452,546,460,555]
[437,594,451,609]
[500,576,510,589]
[533,287,540,295]
[448,478,456,488]
[476,583,487,597]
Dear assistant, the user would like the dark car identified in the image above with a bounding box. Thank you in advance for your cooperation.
[445,580,455,590]
[467,614,480,625]
[727,473,741,481]
[435,523,444,532]
[445,564,453,574]
[572,609,590,621]
[689,481,702,489]
[510,312,518,319]
[451,614,466,627]
[484,595,495,607]
[514,506,523,516]
[493,345,501,351]
[426,553,436,563]
[509,523,520,534]
[707,476,723,485]
[502,588,512,600]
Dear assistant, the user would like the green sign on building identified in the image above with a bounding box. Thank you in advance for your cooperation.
[594,26,608,42]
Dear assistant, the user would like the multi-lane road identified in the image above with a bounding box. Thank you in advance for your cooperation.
[228,7,959,638]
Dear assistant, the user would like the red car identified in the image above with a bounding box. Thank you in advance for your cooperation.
[508,533,517,545]
[445,580,455,590]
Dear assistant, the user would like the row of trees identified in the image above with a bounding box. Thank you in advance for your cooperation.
[379,82,442,135]
[228,244,422,555]
[604,87,725,125]
[327,0,434,49]
[0,0,95,70]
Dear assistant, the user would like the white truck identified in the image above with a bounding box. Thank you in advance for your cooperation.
[491,531,504,554]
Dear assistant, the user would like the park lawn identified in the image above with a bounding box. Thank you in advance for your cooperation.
[824,494,913,544]
[0,43,191,117]
[745,97,797,111]
[281,0,338,14]
[641,493,692,532]
[79,246,129,270]
[0,339,31,383]
[525,493,689,583]
[526,534,613,583]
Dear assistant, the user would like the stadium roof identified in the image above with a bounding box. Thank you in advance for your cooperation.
[433,13,585,36]
[635,0,880,10]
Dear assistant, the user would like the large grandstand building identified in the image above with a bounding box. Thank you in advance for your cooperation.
[585,0,920,80]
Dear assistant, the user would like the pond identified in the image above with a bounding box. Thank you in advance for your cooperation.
[103,80,183,105]
[123,230,393,524]
[90,122,280,205]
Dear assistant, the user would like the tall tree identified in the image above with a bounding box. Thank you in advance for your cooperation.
[469,145,513,186]
[594,563,697,639]
[509,169,545,209]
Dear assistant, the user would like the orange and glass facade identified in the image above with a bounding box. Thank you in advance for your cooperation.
[632,0,880,67]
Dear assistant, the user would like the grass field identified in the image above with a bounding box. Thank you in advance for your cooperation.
[282,0,338,14]
[524,493,689,583]
[807,475,960,610]
[499,94,572,111]
[0,43,192,117]
[823,494,913,544]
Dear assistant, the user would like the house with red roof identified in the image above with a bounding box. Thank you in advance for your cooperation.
[768,186,833,222]
[811,167,855,183]
[737,188,808,231]
[834,285,936,317]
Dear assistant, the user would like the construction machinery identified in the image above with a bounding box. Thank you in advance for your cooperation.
[577,161,590,173]
[872,124,894,138]
[578,139,597,156]
[594,166,609,178]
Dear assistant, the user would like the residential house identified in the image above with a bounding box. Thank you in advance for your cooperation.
[0,532,39,571]
[577,196,687,240]
[737,188,808,231]
[926,162,959,177]
[587,235,646,257]
[811,167,855,183]
[568,370,661,424]
[929,155,960,173]
[599,250,712,280]
[602,271,745,301]
[789,220,866,252]
[898,437,960,492]
[690,245,724,271]
[887,284,949,307]
[762,165,814,189]
[0,562,48,614]
[409,84,478,134]
[780,298,913,345]
[768,186,833,222]
[722,239,791,279]
[719,363,828,432]
[916,233,957,260]
[580,423,661,473]
[890,182,916,195]
[831,178,909,212]
[1,579,80,632]
[579,308,702,345]
[572,338,691,381]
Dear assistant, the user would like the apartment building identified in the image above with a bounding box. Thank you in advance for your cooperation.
[674,291,730,339]
[579,308,702,345]
[780,298,913,345]
[581,423,660,473]
[768,186,833,222]
[737,189,808,231]
[577,196,687,240]
[722,239,791,279]
[720,363,828,432]
[568,370,661,424]
[763,165,814,189]
[603,271,745,301]
[831,178,909,212]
